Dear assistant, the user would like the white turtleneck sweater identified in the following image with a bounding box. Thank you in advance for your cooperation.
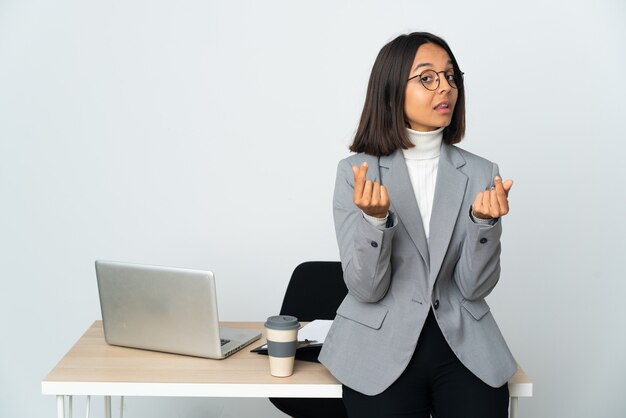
[363,127,442,240]
[363,127,492,241]
[401,127,443,240]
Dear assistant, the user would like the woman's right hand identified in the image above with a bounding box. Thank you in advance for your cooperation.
[352,162,390,218]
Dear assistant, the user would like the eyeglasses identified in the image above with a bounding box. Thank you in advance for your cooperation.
[407,69,464,91]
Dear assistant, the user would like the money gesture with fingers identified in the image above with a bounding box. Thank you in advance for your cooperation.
[472,176,513,220]
[352,162,390,219]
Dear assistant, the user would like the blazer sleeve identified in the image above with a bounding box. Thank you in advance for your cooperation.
[453,162,503,301]
[333,158,398,303]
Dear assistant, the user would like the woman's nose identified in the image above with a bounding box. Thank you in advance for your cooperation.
[438,74,452,93]
[438,79,450,94]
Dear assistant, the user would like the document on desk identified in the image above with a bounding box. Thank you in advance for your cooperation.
[298,319,332,345]
[252,320,332,352]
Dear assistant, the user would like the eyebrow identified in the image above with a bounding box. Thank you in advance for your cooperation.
[412,60,453,72]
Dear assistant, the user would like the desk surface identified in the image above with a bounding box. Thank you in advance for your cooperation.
[42,321,532,398]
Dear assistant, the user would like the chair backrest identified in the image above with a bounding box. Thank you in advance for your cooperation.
[279,261,348,322]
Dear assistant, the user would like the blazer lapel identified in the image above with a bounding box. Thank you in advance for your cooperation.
[379,150,430,268]
[428,144,468,283]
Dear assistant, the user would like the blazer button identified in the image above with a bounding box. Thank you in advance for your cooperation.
[479,238,488,244]
[370,241,378,248]
[433,300,440,310]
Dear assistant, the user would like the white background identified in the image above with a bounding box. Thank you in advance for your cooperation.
[1,0,625,417]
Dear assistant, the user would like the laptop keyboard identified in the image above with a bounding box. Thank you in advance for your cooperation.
[220,338,231,346]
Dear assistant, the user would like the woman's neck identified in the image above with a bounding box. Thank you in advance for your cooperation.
[402,127,443,160]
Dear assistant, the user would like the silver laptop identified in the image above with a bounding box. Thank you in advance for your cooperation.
[95,260,261,359]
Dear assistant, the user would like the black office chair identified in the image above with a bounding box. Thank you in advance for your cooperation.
[269,261,349,418]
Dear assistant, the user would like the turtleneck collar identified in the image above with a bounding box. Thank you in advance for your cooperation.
[402,126,444,160]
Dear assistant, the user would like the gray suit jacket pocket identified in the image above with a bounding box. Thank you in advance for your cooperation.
[461,298,491,320]
[336,295,389,330]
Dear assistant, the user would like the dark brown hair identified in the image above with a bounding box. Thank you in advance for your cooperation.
[350,32,465,156]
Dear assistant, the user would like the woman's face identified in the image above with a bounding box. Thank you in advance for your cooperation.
[404,43,458,132]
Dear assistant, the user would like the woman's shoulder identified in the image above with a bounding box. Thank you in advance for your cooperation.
[338,152,380,167]
[335,153,381,176]
[447,144,497,168]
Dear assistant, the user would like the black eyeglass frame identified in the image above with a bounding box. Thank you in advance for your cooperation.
[407,70,465,91]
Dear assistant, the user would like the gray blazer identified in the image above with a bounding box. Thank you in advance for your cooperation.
[319,143,517,396]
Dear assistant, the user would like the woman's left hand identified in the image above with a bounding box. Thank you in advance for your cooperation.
[471,176,513,220]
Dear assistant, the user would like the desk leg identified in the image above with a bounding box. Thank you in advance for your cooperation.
[104,396,111,418]
[510,396,518,418]
[57,395,65,418]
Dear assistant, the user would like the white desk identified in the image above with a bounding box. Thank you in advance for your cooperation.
[43,321,532,417]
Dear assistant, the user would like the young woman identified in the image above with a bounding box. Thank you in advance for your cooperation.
[319,32,517,418]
